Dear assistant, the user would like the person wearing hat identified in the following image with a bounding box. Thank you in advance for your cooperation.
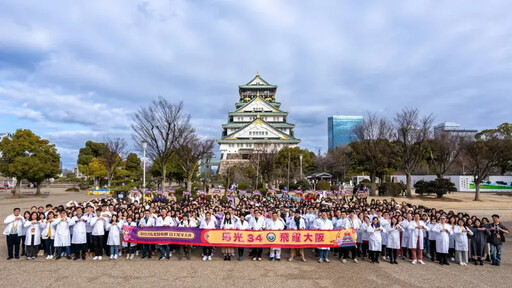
[287,210,306,262]
[431,215,453,265]
[487,214,509,266]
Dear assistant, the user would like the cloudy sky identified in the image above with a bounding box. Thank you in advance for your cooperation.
[1,0,511,168]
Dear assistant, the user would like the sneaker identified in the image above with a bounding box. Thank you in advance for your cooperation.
[318,259,323,263]
[202,256,207,261]
[354,259,359,264]
[27,257,31,260]
[130,254,134,260]
[257,257,262,261]
[341,258,347,263]
[252,257,257,261]
[110,255,114,260]
[276,258,280,261]
[270,257,274,261]
[93,256,98,260]
[114,255,118,260]
[49,255,53,259]
[418,260,425,265]
[459,262,464,266]
[126,254,130,260]
[450,258,455,262]
[238,256,243,261]
[411,259,417,265]
[325,258,330,263]
[98,256,102,260]
[288,257,294,262]
[301,257,307,262]
[208,256,212,261]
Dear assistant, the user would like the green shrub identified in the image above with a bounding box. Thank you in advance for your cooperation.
[238,182,250,190]
[379,182,405,197]
[315,180,330,190]
[414,179,456,198]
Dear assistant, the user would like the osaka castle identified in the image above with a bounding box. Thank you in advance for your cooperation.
[217,73,300,168]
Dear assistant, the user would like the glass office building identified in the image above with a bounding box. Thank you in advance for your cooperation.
[328,115,364,150]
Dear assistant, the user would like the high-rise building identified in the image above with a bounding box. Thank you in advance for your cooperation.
[217,73,300,171]
[328,115,363,150]
[434,122,477,140]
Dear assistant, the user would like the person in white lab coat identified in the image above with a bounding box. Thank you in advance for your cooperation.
[249,210,265,261]
[385,216,402,264]
[220,212,236,261]
[342,211,360,263]
[52,210,72,259]
[122,216,138,260]
[90,207,109,260]
[315,211,333,263]
[24,212,45,260]
[427,217,438,262]
[267,211,285,261]
[156,208,174,260]
[139,210,155,259]
[431,216,453,265]
[235,214,249,261]
[287,210,307,262]
[400,213,412,259]
[3,207,25,260]
[408,213,429,264]
[454,219,473,266]
[70,207,88,260]
[200,211,216,261]
[41,211,56,259]
[106,215,123,260]
[366,216,384,264]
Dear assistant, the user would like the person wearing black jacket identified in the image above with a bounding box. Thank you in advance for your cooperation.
[487,214,509,266]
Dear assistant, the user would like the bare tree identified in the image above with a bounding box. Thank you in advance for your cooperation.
[352,112,394,196]
[104,137,127,187]
[131,98,194,189]
[426,133,462,179]
[393,108,433,197]
[462,133,511,201]
[176,136,215,191]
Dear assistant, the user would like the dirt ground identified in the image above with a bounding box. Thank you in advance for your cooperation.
[1,189,511,288]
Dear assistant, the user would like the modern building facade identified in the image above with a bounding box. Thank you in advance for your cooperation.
[217,73,300,170]
[328,115,363,150]
[434,122,477,140]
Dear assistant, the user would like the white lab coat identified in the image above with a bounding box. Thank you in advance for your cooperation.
[335,217,347,229]
[287,217,306,230]
[71,215,88,244]
[400,220,410,248]
[249,216,265,230]
[315,218,333,250]
[90,216,109,236]
[267,219,285,230]
[427,223,438,241]
[385,224,402,250]
[106,222,123,246]
[235,220,249,230]
[24,221,45,245]
[41,219,55,240]
[366,224,382,251]
[454,225,473,251]
[220,219,235,229]
[3,214,25,236]
[432,223,453,254]
[156,216,175,227]
[408,220,429,249]
[52,218,72,247]
[305,213,317,229]
[200,218,216,229]
[379,218,390,246]
[449,225,456,249]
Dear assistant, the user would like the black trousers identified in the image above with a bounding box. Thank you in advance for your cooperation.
[362,242,369,258]
[238,247,244,257]
[73,243,87,258]
[429,240,437,261]
[370,250,380,262]
[93,235,104,256]
[387,248,398,262]
[341,246,357,260]
[253,248,263,258]
[203,246,213,256]
[6,234,20,258]
[439,253,449,264]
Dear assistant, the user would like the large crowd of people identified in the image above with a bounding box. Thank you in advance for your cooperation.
[3,191,509,266]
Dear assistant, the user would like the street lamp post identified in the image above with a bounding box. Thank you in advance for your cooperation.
[299,153,303,180]
[142,140,147,190]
